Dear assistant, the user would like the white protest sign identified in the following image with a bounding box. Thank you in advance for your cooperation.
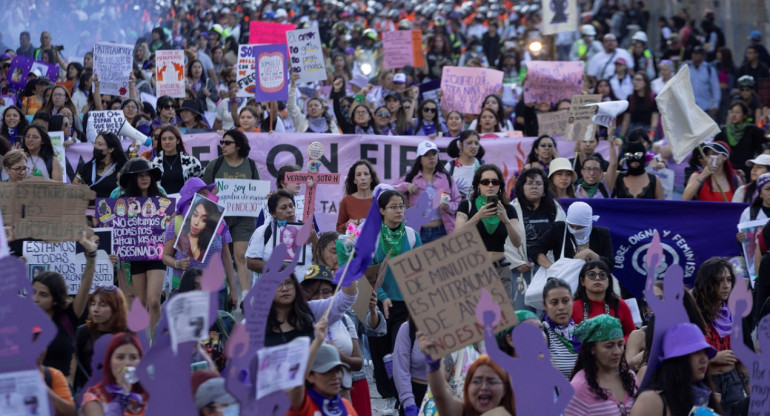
[48,131,67,183]
[256,336,310,399]
[236,44,258,98]
[584,100,629,127]
[541,0,579,35]
[215,179,270,217]
[155,49,186,98]
[166,291,211,354]
[286,27,327,83]
[23,241,113,294]
[0,369,51,416]
[93,42,133,96]
[89,110,126,135]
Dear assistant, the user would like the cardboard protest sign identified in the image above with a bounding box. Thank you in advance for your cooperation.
[584,100,629,127]
[0,178,94,242]
[254,44,289,102]
[0,369,52,416]
[392,227,517,358]
[93,42,134,96]
[524,61,583,104]
[215,178,270,217]
[440,66,504,115]
[353,278,375,322]
[49,131,67,183]
[537,110,569,137]
[23,239,113,294]
[173,194,225,262]
[88,110,126,135]
[155,49,185,98]
[567,94,601,141]
[249,21,295,45]
[382,30,424,69]
[737,219,766,287]
[95,196,176,260]
[236,44,258,98]
[256,336,311,399]
[165,291,211,354]
[286,27,327,83]
[6,55,59,90]
[541,0,579,35]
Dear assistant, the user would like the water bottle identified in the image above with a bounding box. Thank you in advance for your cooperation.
[383,354,393,379]
[123,366,139,385]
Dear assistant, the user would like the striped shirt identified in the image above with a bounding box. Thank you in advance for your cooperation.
[564,370,636,416]
[543,322,579,378]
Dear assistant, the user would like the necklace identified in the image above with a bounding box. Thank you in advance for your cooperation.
[29,155,43,177]
[164,153,180,171]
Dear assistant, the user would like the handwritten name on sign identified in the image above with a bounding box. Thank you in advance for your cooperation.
[0,178,95,242]
[523,61,584,104]
[286,28,327,83]
[215,179,270,217]
[93,42,134,96]
[95,197,176,261]
[391,227,516,359]
[440,66,505,115]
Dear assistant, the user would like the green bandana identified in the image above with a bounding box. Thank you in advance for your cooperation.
[574,314,623,343]
[494,310,539,344]
[577,178,600,198]
[380,222,406,257]
[475,195,501,235]
[726,121,749,147]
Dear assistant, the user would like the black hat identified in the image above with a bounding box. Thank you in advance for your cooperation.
[119,158,161,188]
[301,264,335,286]
[384,91,403,102]
[179,99,203,117]
[692,45,706,55]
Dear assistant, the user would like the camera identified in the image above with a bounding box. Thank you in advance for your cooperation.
[53,45,64,52]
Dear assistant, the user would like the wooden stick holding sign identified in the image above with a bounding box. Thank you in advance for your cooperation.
[284,142,341,223]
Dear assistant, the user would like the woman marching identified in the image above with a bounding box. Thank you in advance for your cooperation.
[445,130,485,199]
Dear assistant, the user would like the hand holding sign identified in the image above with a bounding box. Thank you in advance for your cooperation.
[583,100,628,127]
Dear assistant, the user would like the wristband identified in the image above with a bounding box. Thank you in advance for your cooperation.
[424,353,441,373]
[85,251,97,258]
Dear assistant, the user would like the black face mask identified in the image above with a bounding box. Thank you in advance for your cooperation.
[626,157,647,176]
[92,148,106,161]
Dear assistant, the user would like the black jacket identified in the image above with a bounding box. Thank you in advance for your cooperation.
[531,221,614,270]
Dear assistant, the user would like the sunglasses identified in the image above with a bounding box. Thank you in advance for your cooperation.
[423,107,437,113]
[586,271,609,281]
[220,140,235,146]
[624,152,645,159]
[479,179,501,186]
[376,111,391,118]
[160,104,175,110]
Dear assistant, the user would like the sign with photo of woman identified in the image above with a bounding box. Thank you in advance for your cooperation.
[174,194,226,262]
[274,222,306,265]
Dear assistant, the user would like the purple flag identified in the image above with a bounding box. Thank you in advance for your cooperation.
[334,200,381,286]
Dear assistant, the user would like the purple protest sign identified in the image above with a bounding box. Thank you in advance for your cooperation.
[255,44,289,102]
[404,192,431,231]
[440,66,504,115]
[524,61,584,104]
[6,55,59,90]
[94,197,176,261]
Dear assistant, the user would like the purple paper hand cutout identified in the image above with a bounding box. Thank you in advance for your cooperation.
[405,192,432,231]
[475,288,573,416]
[127,298,150,333]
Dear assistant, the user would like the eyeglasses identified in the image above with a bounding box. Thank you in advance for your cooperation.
[124,105,138,110]
[469,378,503,388]
[354,110,369,116]
[586,271,609,281]
[8,166,28,174]
[582,167,602,173]
[316,288,334,297]
[539,143,554,148]
[423,107,437,113]
[403,106,412,111]
[524,181,544,188]
[160,104,175,110]
[479,179,501,186]
[386,204,406,211]
[63,121,71,127]
[624,152,645,159]
[220,140,235,146]
[279,279,294,289]
[376,112,391,118]
[25,135,41,140]
[52,93,66,98]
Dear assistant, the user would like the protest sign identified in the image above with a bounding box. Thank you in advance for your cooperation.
[737,219,766,287]
[48,130,67,183]
[249,21,295,45]
[353,278,375,322]
[541,0,579,35]
[392,227,517,359]
[215,179,270,217]
[537,110,569,137]
[88,110,126,135]
[566,94,601,141]
[93,42,134,96]
[95,196,176,260]
[254,44,288,102]
[236,44,258,98]
[585,100,629,127]
[166,291,211,354]
[174,194,225,262]
[0,178,94,242]
[155,49,186,98]
[23,239,113,294]
[286,28,327,83]
[6,55,59,90]
[256,336,310,399]
[524,61,584,104]
[440,67,504,115]
[0,369,51,416]
[382,30,424,69]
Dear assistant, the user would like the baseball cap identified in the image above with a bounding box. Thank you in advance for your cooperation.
[746,154,770,167]
[417,140,439,157]
[194,377,237,410]
[393,73,407,84]
[580,24,596,37]
[692,46,706,55]
[660,323,717,361]
[614,57,627,66]
[311,343,350,373]
[749,30,762,41]
[703,141,730,157]
[28,68,42,78]
[0,53,11,64]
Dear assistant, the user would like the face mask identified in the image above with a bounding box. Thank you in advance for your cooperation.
[93,148,106,161]
[475,45,483,53]
[567,223,592,246]
[221,404,240,416]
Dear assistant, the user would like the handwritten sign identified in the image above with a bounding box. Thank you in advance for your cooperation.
[537,110,570,137]
[236,44,258,98]
[284,172,341,223]
[6,55,59,90]
[737,219,766,287]
[286,28,327,83]
[249,21,295,45]
[0,178,94,242]
[524,61,584,104]
[89,110,126,135]
[255,44,288,102]
[155,49,185,98]
[216,179,270,217]
[23,240,113,294]
[93,42,133,96]
[392,227,516,359]
[440,66,505,115]
[166,291,211,354]
[49,131,67,183]
[567,94,601,141]
[95,197,175,261]
[541,0,579,35]
[256,336,310,399]
[382,30,424,69]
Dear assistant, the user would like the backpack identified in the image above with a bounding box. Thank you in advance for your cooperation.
[212,156,258,180]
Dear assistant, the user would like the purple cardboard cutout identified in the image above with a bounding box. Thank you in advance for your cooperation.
[728,273,770,415]
[6,55,59,90]
[640,231,690,389]
[476,288,573,415]
[127,297,150,333]
[225,221,312,415]
[404,192,431,231]
[75,334,112,406]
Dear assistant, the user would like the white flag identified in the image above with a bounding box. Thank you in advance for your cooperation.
[655,65,720,163]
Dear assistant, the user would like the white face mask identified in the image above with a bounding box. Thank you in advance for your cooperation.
[221,404,240,416]
[567,223,591,246]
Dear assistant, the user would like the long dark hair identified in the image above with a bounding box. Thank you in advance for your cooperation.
[447,130,485,160]
[574,260,620,317]
[414,99,445,136]
[1,106,29,143]
[32,272,68,317]
[121,167,163,197]
[351,102,380,134]
[515,168,557,214]
[474,107,501,133]
[22,124,56,160]
[526,135,556,164]
[182,197,222,255]
[98,131,128,171]
[344,160,380,195]
[312,231,339,268]
[596,79,619,101]
[154,125,186,155]
[178,268,203,293]
[693,257,735,323]
[404,148,453,189]
[186,59,208,83]
[266,274,315,335]
[481,95,506,127]
[629,72,654,111]
[377,189,407,221]
[641,354,721,416]
[571,339,637,401]
[469,164,509,204]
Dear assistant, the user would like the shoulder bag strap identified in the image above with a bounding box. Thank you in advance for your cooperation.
[560,221,569,259]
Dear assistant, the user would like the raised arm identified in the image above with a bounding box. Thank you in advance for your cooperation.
[72,232,98,317]
[417,331,464,416]
[605,129,620,194]
[287,316,328,410]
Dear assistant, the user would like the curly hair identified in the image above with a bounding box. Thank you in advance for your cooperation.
[33,272,69,317]
[570,340,637,401]
[693,257,735,323]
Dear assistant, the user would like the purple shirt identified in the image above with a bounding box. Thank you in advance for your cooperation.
[393,322,427,408]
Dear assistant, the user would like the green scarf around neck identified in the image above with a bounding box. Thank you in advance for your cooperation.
[380,222,406,256]
[475,195,500,234]
[726,121,749,146]
[577,178,600,197]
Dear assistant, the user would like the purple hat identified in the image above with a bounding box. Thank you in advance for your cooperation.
[757,173,770,193]
[660,323,717,361]
[178,177,216,214]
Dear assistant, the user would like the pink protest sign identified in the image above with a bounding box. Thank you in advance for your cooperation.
[6,55,59,90]
[382,30,423,69]
[249,21,296,45]
[440,66,504,115]
[155,49,186,98]
[523,61,584,104]
[254,44,289,102]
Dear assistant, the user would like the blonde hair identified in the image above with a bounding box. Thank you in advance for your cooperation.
[3,149,27,168]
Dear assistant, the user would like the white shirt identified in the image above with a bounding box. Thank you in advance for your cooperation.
[586,48,634,80]
[245,222,313,283]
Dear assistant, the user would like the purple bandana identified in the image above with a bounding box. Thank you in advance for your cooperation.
[712,303,733,338]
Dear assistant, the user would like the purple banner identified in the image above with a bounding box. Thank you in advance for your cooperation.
[94,197,176,261]
[254,44,289,102]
